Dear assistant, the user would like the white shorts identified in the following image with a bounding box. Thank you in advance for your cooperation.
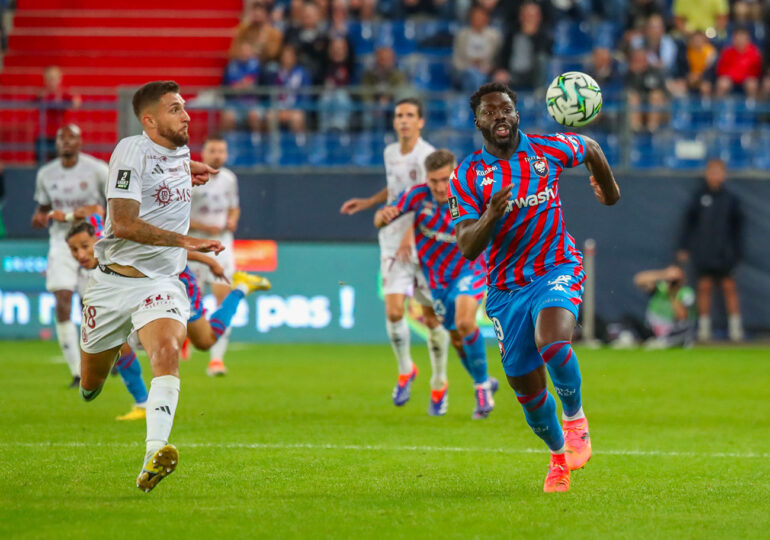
[380,253,433,306]
[75,267,92,297]
[45,241,80,292]
[80,267,190,354]
[187,246,235,289]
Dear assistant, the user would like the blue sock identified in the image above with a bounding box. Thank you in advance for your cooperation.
[515,388,565,451]
[540,341,582,418]
[209,290,244,339]
[116,350,148,405]
[460,328,488,384]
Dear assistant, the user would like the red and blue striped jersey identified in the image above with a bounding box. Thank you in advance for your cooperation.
[448,131,586,292]
[391,183,485,290]
[87,213,104,239]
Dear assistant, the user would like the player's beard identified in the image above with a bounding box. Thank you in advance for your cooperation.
[159,124,189,148]
[480,122,517,152]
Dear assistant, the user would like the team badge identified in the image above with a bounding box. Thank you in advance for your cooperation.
[183,161,190,174]
[409,168,417,181]
[448,196,460,218]
[116,170,131,189]
[80,181,88,191]
[532,158,548,177]
[153,181,173,207]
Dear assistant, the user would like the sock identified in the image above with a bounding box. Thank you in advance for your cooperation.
[116,349,148,406]
[460,328,489,385]
[563,406,585,422]
[728,314,744,341]
[698,315,711,341]
[55,320,80,377]
[145,375,180,456]
[540,341,582,418]
[515,388,565,452]
[209,290,244,339]
[209,327,232,363]
[427,325,449,390]
[386,318,412,375]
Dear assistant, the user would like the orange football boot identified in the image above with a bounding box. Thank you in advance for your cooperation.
[563,417,592,470]
[543,453,570,493]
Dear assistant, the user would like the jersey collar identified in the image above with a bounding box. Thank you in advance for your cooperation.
[480,130,530,163]
[142,131,190,158]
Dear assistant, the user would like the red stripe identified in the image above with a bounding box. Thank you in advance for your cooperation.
[570,297,582,305]
[516,389,547,405]
[537,145,570,167]
[540,341,569,363]
[570,274,586,291]
[481,160,496,212]
[559,347,574,367]
[489,157,527,289]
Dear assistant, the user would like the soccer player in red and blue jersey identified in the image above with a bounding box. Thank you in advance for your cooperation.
[375,149,497,419]
[449,83,620,492]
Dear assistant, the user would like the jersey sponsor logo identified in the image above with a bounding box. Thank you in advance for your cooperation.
[556,133,580,153]
[457,275,472,292]
[532,158,548,177]
[152,164,164,175]
[476,165,498,176]
[481,177,495,186]
[450,170,457,181]
[547,275,571,292]
[418,224,455,243]
[505,186,555,212]
[448,196,460,218]
[116,170,131,189]
[153,181,192,207]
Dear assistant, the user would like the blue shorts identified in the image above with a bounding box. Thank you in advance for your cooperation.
[179,265,204,322]
[431,271,486,331]
[485,265,585,377]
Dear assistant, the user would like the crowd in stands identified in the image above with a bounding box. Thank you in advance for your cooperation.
[218,0,770,135]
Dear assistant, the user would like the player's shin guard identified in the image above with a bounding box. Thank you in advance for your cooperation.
[427,325,449,389]
[515,388,565,452]
[209,290,244,340]
[116,349,148,406]
[386,318,413,375]
[460,328,488,384]
[145,375,180,455]
[55,320,81,377]
[540,341,583,418]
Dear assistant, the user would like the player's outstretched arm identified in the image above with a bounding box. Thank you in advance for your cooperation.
[340,187,388,215]
[374,205,402,227]
[110,198,224,254]
[583,136,620,206]
[187,250,229,282]
[31,204,52,228]
[190,160,219,186]
[455,184,513,260]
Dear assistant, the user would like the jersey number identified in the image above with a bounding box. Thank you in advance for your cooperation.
[83,305,97,329]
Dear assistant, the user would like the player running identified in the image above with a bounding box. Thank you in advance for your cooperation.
[31,124,107,388]
[77,80,226,493]
[375,149,498,419]
[187,135,241,376]
[340,98,450,407]
[449,83,620,492]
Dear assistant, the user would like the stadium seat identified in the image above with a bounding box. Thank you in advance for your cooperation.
[712,133,755,170]
[349,21,376,55]
[278,133,310,166]
[715,97,757,132]
[553,21,593,57]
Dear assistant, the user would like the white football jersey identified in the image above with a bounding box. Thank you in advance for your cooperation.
[378,137,435,255]
[34,153,108,245]
[190,166,239,243]
[95,132,192,278]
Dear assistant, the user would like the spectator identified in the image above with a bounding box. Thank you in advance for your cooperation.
[452,5,503,91]
[273,0,305,32]
[677,158,745,342]
[685,31,717,95]
[328,0,351,39]
[269,45,312,133]
[348,0,379,21]
[715,27,762,98]
[361,46,408,104]
[586,47,623,98]
[625,0,667,33]
[673,0,728,37]
[320,37,354,131]
[399,0,452,18]
[625,46,668,132]
[497,2,552,90]
[231,1,284,63]
[285,1,329,83]
[631,14,679,76]
[221,41,262,133]
[36,66,81,164]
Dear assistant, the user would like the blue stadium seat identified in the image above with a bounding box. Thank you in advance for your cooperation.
[629,133,662,169]
[664,132,709,170]
[448,97,474,130]
[412,58,452,91]
[225,132,263,167]
[553,21,593,57]
[348,21,376,56]
[754,128,770,168]
[278,133,310,166]
[713,133,755,170]
[381,21,417,56]
[715,98,757,132]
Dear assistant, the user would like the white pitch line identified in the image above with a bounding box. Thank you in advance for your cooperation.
[2,441,767,459]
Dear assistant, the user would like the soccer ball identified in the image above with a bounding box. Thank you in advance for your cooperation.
[545,71,602,127]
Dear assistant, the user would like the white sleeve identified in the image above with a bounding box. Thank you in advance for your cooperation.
[95,159,109,202]
[230,173,240,209]
[33,168,50,206]
[106,139,143,203]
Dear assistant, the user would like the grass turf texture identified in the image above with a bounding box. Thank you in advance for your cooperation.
[1,341,769,539]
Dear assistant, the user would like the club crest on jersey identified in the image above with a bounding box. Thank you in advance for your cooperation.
[448,196,460,218]
[79,181,88,191]
[532,158,548,177]
[183,161,190,174]
[116,170,131,189]
[409,168,418,181]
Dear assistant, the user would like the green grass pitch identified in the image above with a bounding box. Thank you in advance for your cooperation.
[1,341,769,539]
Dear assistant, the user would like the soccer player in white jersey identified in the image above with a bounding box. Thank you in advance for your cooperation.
[340,98,450,410]
[31,124,108,388]
[77,81,234,493]
[188,136,240,376]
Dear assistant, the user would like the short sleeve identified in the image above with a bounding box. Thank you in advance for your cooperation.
[230,172,240,208]
[33,169,50,206]
[448,159,481,223]
[95,159,109,200]
[106,139,143,203]
[545,133,587,168]
[393,185,425,214]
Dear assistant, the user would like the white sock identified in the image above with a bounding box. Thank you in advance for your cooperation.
[563,406,586,422]
[728,314,744,341]
[209,326,231,363]
[145,375,180,457]
[698,316,711,341]
[427,325,449,390]
[386,318,412,375]
[55,320,80,377]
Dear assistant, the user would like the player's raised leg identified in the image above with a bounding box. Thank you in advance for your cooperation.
[206,282,233,375]
[454,294,497,420]
[422,304,450,416]
[80,345,121,402]
[115,343,148,421]
[53,289,81,387]
[385,293,418,405]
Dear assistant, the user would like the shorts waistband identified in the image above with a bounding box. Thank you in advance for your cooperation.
[98,264,143,278]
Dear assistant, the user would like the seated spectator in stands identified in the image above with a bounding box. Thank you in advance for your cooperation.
[361,46,408,104]
[329,0,351,39]
[625,0,667,33]
[285,1,329,83]
[37,66,81,164]
[631,14,679,76]
[348,0,379,22]
[673,0,728,37]
[586,47,623,97]
[231,1,283,63]
[452,5,503,91]
[399,0,452,18]
[625,46,668,132]
[715,27,762,98]
[221,41,262,134]
[269,45,311,134]
[320,38,354,131]
[685,31,717,95]
[497,2,552,90]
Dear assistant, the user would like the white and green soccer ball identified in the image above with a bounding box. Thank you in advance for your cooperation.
[545,71,602,127]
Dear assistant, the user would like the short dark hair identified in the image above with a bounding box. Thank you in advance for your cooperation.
[425,149,456,172]
[132,80,180,119]
[203,134,226,146]
[66,220,95,241]
[395,97,424,118]
[470,82,518,116]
